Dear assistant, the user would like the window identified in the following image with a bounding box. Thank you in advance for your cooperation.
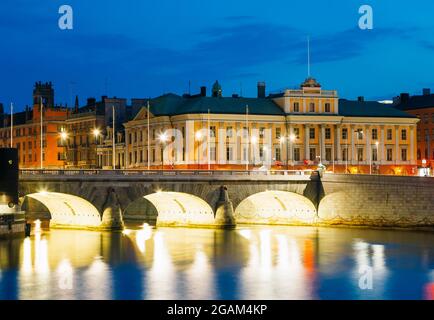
[387,148,393,161]
[293,128,300,139]
[226,146,232,161]
[275,147,281,161]
[259,127,265,139]
[325,148,332,161]
[325,103,331,113]
[259,145,264,159]
[210,126,216,138]
[226,127,233,138]
[129,152,132,164]
[432,114,434,123]
[387,129,392,140]
[152,149,155,162]
[309,102,315,112]
[276,127,281,139]
[372,128,378,140]
[372,148,378,161]
[357,130,363,140]
[342,148,348,161]
[357,147,364,161]
[309,148,316,161]
[342,128,348,140]
[294,148,300,161]
[242,147,247,161]
[309,128,315,139]
[401,129,407,140]
[293,102,300,112]
[401,148,407,161]
[325,128,331,140]
[152,129,156,140]
[424,114,429,124]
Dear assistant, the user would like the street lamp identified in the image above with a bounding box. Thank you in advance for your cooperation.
[158,132,168,170]
[195,131,203,170]
[59,131,68,169]
[289,134,296,170]
[92,129,101,168]
[251,136,257,167]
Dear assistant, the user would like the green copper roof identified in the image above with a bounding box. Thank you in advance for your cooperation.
[149,94,285,116]
[338,99,416,118]
[146,94,415,119]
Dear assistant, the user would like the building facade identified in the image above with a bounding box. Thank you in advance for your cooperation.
[394,89,434,173]
[124,79,419,175]
[0,82,68,169]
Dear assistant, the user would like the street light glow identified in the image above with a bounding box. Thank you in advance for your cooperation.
[158,132,168,143]
[279,136,285,144]
[93,128,101,137]
[195,131,202,141]
[289,134,296,142]
[251,136,257,144]
[60,131,68,140]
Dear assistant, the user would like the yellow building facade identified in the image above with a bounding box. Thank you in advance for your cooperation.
[124,79,419,175]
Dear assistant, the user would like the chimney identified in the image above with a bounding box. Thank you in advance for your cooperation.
[87,97,96,106]
[200,86,206,97]
[257,82,266,98]
[423,88,431,96]
[357,96,365,102]
[400,93,410,103]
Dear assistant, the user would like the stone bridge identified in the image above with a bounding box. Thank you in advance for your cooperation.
[18,170,434,230]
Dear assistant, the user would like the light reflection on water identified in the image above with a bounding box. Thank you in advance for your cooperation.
[0,225,434,300]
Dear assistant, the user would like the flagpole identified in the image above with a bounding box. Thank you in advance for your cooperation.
[147,101,150,170]
[112,105,116,169]
[10,103,13,148]
[40,97,43,170]
[207,108,211,171]
[245,104,249,171]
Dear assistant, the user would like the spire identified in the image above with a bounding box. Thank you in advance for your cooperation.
[74,95,79,113]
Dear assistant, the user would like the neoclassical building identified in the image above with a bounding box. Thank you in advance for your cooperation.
[124,79,419,175]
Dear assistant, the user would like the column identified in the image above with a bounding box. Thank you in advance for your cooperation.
[288,124,292,166]
[380,125,385,164]
[395,125,400,163]
[350,125,355,165]
[304,124,310,160]
[320,125,326,162]
[410,125,415,162]
[125,128,130,168]
[366,125,371,165]
[303,100,307,113]
[218,122,226,165]
[336,125,341,162]
[185,120,195,165]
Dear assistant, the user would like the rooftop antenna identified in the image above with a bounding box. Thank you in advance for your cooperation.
[307,36,311,77]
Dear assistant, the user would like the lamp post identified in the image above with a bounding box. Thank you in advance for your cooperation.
[289,134,296,170]
[40,97,44,170]
[279,136,285,170]
[93,128,101,168]
[112,106,116,170]
[60,131,68,169]
[10,103,13,148]
[195,131,202,170]
[251,136,257,167]
[158,132,168,170]
[354,129,363,174]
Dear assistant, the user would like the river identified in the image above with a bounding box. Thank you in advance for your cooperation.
[0,224,434,300]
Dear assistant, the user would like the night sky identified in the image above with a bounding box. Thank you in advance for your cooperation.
[2,0,434,111]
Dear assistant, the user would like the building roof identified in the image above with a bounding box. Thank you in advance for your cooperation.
[136,94,417,120]
[394,94,434,111]
[338,99,416,118]
[149,94,285,116]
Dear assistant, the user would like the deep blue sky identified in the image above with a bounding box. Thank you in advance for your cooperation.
[2,0,434,111]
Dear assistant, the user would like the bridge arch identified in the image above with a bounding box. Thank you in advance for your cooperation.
[234,190,317,225]
[126,191,216,227]
[23,192,102,228]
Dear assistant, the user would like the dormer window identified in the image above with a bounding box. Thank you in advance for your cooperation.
[293,102,300,112]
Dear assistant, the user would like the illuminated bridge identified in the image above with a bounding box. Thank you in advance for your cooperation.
[18,170,434,230]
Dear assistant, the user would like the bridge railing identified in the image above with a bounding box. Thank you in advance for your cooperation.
[19,169,315,177]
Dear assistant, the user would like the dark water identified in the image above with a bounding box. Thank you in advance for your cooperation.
[1,224,434,300]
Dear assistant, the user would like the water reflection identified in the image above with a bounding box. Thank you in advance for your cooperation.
[0,225,434,299]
